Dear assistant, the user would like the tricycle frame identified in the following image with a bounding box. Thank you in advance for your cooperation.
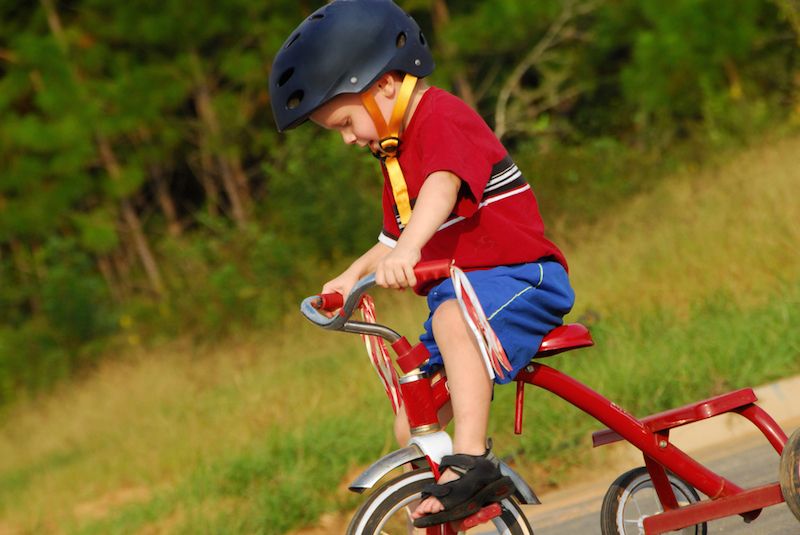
[514,359,787,534]
[301,261,792,534]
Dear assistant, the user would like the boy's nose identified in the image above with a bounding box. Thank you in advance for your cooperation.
[341,131,357,145]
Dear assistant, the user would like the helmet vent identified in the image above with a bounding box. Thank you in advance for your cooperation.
[287,90,304,110]
[285,33,301,49]
[396,32,407,48]
[309,13,324,20]
[419,32,426,46]
[277,67,294,87]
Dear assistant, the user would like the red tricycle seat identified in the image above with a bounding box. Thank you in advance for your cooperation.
[533,323,594,358]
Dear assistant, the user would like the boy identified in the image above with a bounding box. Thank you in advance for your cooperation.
[270,0,574,527]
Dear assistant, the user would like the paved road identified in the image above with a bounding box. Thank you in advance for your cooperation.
[522,436,798,534]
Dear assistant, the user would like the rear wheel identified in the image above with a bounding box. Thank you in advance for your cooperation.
[600,466,706,535]
[346,468,533,534]
[779,427,800,522]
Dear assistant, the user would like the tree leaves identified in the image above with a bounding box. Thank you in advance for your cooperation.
[0,0,796,405]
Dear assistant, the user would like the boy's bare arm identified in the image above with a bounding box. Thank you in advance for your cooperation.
[350,241,394,277]
[377,170,460,288]
[322,241,392,297]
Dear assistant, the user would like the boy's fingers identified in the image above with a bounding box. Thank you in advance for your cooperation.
[387,268,400,288]
[378,267,394,288]
[376,259,417,288]
[396,265,413,288]
[381,263,397,288]
[404,264,417,287]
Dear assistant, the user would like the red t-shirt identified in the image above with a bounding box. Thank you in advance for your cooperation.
[378,87,567,271]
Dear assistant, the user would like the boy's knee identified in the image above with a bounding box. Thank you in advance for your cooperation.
[431,300,462,336]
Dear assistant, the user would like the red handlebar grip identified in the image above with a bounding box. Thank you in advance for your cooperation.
[316,292,344,311]
[413,259,453,284]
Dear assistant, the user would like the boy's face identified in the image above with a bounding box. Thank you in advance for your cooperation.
[311,94,378,148]
[310,75,397,152]
[311,93,381,150]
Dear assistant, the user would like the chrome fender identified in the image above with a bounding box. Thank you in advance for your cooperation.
[348,435,541,505]
[499,461,541,505]
[348,445,425,493]
[349,431,453,493]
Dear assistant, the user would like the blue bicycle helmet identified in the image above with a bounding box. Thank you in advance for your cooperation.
[270,0,435,132]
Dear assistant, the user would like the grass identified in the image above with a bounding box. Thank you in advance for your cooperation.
[1,136,799,534]
[565,136,800,319]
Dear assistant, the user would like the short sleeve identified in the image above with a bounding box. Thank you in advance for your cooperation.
[414,104,503,218]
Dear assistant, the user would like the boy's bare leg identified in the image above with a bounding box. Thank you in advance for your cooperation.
[412,299,493,518]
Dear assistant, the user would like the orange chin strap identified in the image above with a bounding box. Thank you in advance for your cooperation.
[361,74,418,225]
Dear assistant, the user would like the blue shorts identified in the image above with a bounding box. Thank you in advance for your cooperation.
[420,261,574,384]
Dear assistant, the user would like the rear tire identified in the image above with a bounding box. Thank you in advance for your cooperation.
[779,428,800,522]
[600,466,706,535]
[346,468,533,534]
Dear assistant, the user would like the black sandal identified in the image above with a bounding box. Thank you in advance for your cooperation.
[413,443,514,528]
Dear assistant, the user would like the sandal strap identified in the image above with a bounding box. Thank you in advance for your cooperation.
[438,439,499,474]
[421,456,503,509]
[439,454,482,474]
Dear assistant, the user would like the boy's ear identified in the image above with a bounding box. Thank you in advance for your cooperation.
[373,72,399,99]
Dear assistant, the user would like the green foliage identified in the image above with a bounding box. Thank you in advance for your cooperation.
[441,0,562,56]
[621,0,760,134]
[0,237,113,404]
[37,238,115,343]
[516,136,660,227]
[152,220,308,337]
[0,0,797,407]
[263,127,382,259]
[72,208,119,254]
[0,322,68,405]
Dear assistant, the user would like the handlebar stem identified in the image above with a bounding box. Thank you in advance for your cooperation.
[341,320,402,343]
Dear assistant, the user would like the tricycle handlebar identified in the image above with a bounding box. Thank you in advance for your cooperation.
[413,258,454,287]
[314,292,345,312]
[300,259,452,331]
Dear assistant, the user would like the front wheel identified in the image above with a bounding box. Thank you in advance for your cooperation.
[346,468,533,534]
[600,466,707,535]
[779,427,800,522]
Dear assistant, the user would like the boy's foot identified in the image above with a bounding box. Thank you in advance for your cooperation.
[411,450,514,528]
[412,468,459,517]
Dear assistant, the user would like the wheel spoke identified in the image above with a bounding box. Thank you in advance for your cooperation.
[604,469,706,535]
[651,489,663,513]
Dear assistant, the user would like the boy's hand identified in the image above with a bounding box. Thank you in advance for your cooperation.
[320,270,361,317]
[375,245,420,289]
[373,171,458,290]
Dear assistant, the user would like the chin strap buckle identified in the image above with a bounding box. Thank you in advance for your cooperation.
[370,136,401,161]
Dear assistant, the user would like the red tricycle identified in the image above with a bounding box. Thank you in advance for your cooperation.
[301,260,800,534]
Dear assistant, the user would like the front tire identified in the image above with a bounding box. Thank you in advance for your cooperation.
[600,467,706,535]
[346,468,533,534]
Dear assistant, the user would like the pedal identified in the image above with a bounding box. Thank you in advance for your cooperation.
[454,503,502,530]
